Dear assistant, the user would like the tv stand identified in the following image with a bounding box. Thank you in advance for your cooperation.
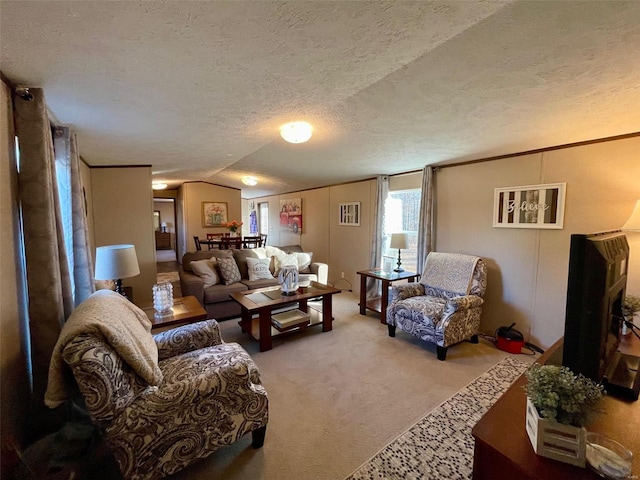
[471,336,640,480]
[603,350,640,400]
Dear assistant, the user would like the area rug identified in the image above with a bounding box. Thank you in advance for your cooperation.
[157,271,179,284]
[344,355,530,480]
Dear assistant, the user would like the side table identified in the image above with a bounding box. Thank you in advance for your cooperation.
[142,295,208,331]
[357,269,419,324]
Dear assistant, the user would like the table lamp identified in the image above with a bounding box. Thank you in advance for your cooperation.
[390,233,409,272]
[95,244,140,298]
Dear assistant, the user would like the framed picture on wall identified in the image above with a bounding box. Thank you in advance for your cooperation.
[202,202,228,227]
[493,183,566,229]
[339,202,361,226]
[279,198,303,233]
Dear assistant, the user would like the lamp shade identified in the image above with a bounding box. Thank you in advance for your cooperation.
[390,233,409,250]
[622,200,640,231]
[95,244,140,280]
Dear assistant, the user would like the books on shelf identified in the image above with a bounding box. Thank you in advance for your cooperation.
[272,309,310,329]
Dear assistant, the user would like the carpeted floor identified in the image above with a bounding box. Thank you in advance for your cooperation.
[170,291,536,480]
[344,355,530,480]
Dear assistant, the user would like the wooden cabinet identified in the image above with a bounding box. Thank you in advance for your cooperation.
[471,336,640,479]
[155,231,171,250]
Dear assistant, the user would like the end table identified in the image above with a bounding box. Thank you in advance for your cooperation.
[142,295,208,331]
[357,269,419,324]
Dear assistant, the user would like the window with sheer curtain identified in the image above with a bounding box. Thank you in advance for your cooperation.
[383,189,421,274]
[259,202,269,235]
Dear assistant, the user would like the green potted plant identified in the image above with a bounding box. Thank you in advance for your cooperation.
[623,294,640,335]
[523,364,604,467]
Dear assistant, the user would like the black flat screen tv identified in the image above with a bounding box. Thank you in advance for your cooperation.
[562,230,639,400]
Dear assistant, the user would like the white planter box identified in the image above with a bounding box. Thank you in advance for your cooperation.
[525,397,586,468]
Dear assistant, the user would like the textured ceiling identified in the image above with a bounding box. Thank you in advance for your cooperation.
[2,1,640,198]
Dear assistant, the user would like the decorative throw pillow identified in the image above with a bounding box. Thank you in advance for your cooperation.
[265,246,286,260]
[217,257,242,285]
[246,257,274,281]
[251,247,267,259]
[274,253,299,273]
[296,252,313,272]
[190,259,219,287]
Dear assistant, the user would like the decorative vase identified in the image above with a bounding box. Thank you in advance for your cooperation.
[278,265,299,296]
[153,282,174,316]
[525,397,586,467]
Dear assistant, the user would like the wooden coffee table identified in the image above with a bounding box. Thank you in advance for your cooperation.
[142,295,208,330]
[230,282,341,351]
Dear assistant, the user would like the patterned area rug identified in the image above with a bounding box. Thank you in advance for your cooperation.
[345,355,530,480]
[157,271,179,284]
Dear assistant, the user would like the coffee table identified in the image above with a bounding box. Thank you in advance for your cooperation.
[230,282,341,351]
[142,295,208,331]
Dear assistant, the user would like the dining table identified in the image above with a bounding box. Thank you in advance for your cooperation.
[199,236,262,250]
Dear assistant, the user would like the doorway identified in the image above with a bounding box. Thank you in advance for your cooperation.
[153,197,178,263]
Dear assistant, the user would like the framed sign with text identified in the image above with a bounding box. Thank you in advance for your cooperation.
[493,183,566,229]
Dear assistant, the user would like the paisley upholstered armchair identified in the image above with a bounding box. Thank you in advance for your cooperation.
[386,252,487,361]
[46,290,268,480]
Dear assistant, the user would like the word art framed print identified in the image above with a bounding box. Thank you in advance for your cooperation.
[493,183,566,229]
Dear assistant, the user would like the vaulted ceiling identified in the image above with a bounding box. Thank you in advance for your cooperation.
[2,1,639,198]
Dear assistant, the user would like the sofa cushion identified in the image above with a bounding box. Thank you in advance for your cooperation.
[246,257,274,281]
[295,252,313,272]
[182,250,233,273]
[242,278,281,289]
[203,282,247,304]
[274,253,299,274]
[190,259,220,287]
[217,257,242,285]
[232,249,259,279]
[278,245,304,254]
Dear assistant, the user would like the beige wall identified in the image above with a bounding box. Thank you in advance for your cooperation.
[90,167,156,304]
[0,80,30,446]
[179,182,242,258]
[251,179,376,289]
[436,136,640,349]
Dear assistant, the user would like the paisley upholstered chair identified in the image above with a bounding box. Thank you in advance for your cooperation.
[48,291,268,480]
[386,252,487,361]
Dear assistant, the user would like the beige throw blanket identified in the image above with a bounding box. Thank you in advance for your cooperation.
[45,289,162,408]
[422,252,480,295]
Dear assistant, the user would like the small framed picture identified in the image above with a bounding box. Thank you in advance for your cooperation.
[493,183,566,229]
[202,202,228,227]
[339,202,360,226]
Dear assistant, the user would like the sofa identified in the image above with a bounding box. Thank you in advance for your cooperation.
[180,245,328,319]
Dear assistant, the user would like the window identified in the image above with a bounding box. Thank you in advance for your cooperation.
[258,202,269,235]
[383,189,421,273]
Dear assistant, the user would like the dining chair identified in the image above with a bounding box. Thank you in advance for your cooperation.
[193,236,202,251]
[220,237,242,250]
[206,233,223,250]
[260,233,268,247]
[242,236,262,248]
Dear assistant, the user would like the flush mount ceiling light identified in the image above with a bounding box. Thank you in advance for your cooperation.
[242,176,258,186]
[152,182,168,190]
[280,121,313,144]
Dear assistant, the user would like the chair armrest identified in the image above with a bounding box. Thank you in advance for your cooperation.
[310,262,328,284]
[154,319,223,360]
[389,283,425,303]
[179,271,205,306]
[444,295,484,315]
